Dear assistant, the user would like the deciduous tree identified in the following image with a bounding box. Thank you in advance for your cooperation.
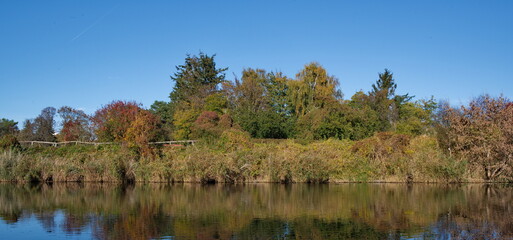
[125,109,160,155]
[92,101,140,142]
[395,98,437,136]
[34,107,57,142]
[289,62,341,117]
[442,95,513,180]
[58,106,93,141]
[289,63,342,139]
[226,68,293,138]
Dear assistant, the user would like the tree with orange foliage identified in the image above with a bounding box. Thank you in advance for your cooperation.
[125,110,160,155]
[92,101,140,142]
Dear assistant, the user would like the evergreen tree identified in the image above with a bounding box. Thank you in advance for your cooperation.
[18,119,35,141]
[168,53,228,139]
[0,118,18,137]
[369,69,411,131]
[149,101,174,140]
[371,69,396,98]
[170,52,227,104]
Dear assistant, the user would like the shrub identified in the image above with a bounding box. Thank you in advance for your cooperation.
[220,129,252,151]
[0,135,21,151]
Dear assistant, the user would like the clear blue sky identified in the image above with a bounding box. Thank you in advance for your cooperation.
[1,1,512,125]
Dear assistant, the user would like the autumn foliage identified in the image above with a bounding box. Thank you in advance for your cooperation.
[441,95,513,181]
[191,111,233,138]
[92,101,141,142]
[91,101,160,151]
[7,53,512,182]
[125,109,160,154]
[58,106,93,141]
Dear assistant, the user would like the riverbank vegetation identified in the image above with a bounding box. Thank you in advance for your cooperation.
[1,53,512,182]
[0,133,468,183]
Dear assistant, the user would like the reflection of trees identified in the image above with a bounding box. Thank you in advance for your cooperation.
[289,218,390,240]
[93,204,173,240]
[61,213,90,235]
[35,212,56,233]
[429,184,513,239]
[0,183,511,239]
[234,219,288,240]
[0,210,22,224]
[433,215,501,240]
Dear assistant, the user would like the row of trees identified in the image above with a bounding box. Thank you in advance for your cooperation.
[1,52,512,180]
[1,102,160,155]
[149,53,436,141]
[1,53,435,144]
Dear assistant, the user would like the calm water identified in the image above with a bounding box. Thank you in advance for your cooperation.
[0,183,511,240]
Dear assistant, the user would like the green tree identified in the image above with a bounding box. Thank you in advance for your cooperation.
[369,69,411,131]
[18,119,35,141]
[226,68,293,138]
[170,53,227,104]
[0,118,18,137]
[0,118,20,151]
[172,108,200,140]
[289,62,342,117]
[371,69,396,99]
[149,101,174,140]
[0,134,21,151]
[18,107,57,142]
[167,53,228,139]
[395,97,437,136]
[266,72,294,120]
[347,91,381,140]
[204,93,228,114]
[289,63,342,139]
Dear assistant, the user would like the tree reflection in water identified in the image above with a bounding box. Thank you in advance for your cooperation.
[0,183,511,240]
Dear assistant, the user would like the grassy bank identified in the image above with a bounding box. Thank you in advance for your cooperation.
[0,131,480,183]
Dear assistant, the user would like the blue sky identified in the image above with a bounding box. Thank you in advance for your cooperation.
[1,1,512,125]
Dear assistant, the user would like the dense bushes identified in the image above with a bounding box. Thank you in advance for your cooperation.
[439,95,513,181]
[0,133,469,183]
[0,135,21,151]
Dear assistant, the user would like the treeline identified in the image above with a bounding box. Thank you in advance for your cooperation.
[1,53,512,182]
[152,53,436,141]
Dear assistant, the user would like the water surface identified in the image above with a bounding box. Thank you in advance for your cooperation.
[0,183,511,239]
